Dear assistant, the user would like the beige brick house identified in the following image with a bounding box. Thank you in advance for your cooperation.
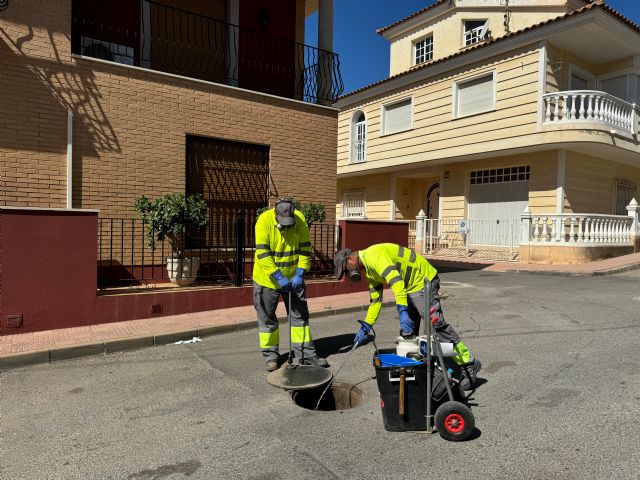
[335,0,640,264]
[0,0,342,285]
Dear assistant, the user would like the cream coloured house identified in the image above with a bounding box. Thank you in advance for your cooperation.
[335,0,640,264]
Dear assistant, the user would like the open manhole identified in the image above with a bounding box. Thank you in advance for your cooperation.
[291,382,364,411]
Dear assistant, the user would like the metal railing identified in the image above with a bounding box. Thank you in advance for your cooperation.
[97,217,339,288]
[417,217,520,261]
[71,0,343,104]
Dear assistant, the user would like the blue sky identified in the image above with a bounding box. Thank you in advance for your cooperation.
[307,0,640,95]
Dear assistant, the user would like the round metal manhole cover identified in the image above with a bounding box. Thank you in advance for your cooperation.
[291,382,365,411]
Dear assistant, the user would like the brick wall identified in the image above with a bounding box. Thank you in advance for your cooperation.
[0,0,338,220]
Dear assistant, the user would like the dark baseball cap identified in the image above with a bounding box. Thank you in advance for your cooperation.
[334,248,352,279]
[275,200,295,226]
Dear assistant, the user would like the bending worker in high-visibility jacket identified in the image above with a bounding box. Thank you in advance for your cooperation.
[334,243,481,390]
[253,198,329,372]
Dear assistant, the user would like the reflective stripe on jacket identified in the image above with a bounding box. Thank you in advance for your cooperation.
[360,243,438,326]
[252,208,311,289]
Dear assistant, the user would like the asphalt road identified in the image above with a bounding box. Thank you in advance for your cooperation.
[2,270,640,480]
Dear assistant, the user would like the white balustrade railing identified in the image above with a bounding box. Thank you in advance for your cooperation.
[522,213,633,244]
[543,90,638,135]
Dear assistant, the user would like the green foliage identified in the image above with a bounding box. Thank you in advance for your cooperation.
[134,193,208,258]
[256,198,326,226]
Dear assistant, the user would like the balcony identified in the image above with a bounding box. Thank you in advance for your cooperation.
[543,90,638,136]
[71,0,343,105]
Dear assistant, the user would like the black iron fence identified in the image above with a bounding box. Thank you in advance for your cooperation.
[71,0,343,104]
[97,215,339,288]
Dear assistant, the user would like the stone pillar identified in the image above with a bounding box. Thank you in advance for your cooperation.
[520,206,533,263]
[415,209,426,255]
[317,0,334,105]
[627,198,640,252]
[520,205,532,244]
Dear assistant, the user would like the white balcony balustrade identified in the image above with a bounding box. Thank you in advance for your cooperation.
[520,203,640,245]
[543,90,638,135]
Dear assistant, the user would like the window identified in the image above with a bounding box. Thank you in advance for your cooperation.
[601,75,628,101]
[470,166,530,185]
[614,179,636,215]
[382,98,413,135]
[351,111,366,163]
[414,36,433,65]
[455,73,495,117]
[342,192,365,218]
[464,20,488,46]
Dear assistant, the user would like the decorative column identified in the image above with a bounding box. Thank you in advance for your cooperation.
[627,198,640,252]
[415,209,427,255]
[317,0,334,105]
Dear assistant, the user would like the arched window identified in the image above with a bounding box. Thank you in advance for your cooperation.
[350,111,366,163]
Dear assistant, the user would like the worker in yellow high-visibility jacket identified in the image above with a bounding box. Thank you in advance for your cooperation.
[253,198,328,372]
[334,243,481,390]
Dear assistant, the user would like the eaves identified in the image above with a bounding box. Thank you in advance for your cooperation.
[379,1,452,41]
[336,7,616,110]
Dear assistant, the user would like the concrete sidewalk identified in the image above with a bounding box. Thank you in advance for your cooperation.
[2,252,639,370]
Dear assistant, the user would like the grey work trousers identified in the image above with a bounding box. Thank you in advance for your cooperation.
[253,282,318,363]
[406,275,460,344]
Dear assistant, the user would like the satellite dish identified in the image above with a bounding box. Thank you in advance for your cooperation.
[479,21,490,40]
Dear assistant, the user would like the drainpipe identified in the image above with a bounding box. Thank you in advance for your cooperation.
[67,110,73,209]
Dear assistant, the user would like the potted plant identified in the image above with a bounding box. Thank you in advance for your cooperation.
[134,193,208,286]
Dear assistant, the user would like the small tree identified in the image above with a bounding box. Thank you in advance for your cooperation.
[134,193,208,259]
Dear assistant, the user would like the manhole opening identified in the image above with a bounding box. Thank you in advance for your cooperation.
[291,382,364,411]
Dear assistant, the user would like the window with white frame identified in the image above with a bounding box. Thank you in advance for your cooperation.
[414,36,433,65]
[351,111,366,163]
[382,98,412,135]
[342,191,365,218]
[463,20,489,46]
[470,166,530,185]
[455,72,495,117]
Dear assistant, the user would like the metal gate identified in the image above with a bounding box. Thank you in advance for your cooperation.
[468,166,529,246]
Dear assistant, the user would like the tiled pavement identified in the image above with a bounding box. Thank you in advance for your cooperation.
[2,252,639,369]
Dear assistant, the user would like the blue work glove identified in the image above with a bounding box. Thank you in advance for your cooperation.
[272,270,290,292]
[290,267,305,290]
[354,322,372,346]
[397,305,414,338]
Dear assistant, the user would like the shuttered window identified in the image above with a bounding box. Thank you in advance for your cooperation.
[601,75,628,101]
[456,73,495,117]
[382,98,412,135]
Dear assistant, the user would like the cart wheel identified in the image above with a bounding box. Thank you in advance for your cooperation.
[434,401,474,442]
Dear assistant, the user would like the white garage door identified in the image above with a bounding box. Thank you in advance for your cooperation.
[468,166,530,246]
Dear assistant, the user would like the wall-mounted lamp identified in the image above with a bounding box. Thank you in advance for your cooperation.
[552,61,564,72]
[0,0,8,12]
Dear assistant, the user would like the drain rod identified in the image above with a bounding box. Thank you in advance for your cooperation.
[314,322,377,410]
[314,341,359,410]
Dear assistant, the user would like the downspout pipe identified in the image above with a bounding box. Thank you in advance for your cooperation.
[67,110,73,209]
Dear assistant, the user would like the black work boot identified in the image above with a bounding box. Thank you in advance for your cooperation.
[459,359,481,391]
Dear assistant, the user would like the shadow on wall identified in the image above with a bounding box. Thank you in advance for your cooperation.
[0,24,121,205]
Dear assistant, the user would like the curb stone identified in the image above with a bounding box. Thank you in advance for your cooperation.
[0,303,394,371]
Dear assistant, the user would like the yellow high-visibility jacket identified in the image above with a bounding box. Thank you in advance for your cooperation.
[252,208,311,290]
[359,243,438,326]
